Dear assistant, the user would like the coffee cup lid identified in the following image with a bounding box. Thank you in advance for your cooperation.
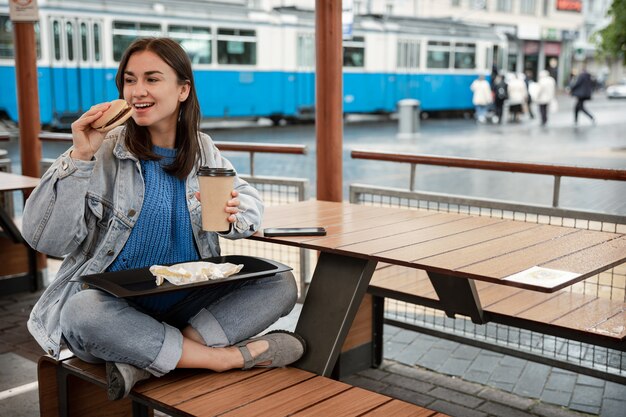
[197,167,236,177]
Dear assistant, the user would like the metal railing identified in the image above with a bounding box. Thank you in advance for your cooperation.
[350,149,626,381]
[37,132,312,299]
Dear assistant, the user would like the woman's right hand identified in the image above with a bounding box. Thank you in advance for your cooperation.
[70,102,112,161]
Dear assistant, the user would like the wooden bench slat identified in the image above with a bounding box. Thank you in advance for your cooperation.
[377,220,538,264]
[218,376,351,417]
[361,399,444,416]
[588,310,626,339]
[458,229,617,280]
[516,292,597,323]
[140,368,268,406]
[176,367,314,416]
[417,225,575,271]
[289,386,391,416]
[552,300,625,334]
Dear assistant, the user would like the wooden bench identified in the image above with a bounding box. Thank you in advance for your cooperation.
[38,353,449,417]
[352,263,626,375]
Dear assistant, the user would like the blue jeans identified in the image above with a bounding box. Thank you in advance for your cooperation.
[475,105,488,121]
[59,271,297,376]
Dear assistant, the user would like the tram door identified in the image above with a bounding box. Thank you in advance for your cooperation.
[49,17,105,127]
[295,33,315,118]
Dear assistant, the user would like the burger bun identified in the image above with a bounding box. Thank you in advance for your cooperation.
[90,99,134,133]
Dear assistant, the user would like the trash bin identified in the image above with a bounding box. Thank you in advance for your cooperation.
[397,99,420,138]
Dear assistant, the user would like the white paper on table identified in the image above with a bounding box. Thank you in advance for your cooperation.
[150,262,244,286]
[502,266,580,288]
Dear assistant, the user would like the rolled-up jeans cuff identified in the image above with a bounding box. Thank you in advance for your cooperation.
[189,308,230,347]
[145,323,183,377]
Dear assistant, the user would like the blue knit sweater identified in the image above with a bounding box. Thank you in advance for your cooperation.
[107,145,198,313]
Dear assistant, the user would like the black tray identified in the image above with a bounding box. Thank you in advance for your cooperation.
[72,255,292,298]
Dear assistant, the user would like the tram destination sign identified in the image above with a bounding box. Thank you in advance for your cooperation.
[9,0,39,22]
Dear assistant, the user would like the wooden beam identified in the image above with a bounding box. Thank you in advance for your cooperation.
[14,22,41,178]
[315,0,343,202]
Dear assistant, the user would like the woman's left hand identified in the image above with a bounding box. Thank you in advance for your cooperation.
[195,190,240,223]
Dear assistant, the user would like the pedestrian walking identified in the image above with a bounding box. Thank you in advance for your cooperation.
[524,70,536,120]
[492,75,508,124]
[570,68,596,125]
[22,37,304,401]
[535,70,556,126]
[507,73,527,123]
[470,74,493,123]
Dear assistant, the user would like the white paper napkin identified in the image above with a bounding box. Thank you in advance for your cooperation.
[150,262,244,286]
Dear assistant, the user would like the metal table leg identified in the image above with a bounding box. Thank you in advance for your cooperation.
[294,252,377,377]
[428,272,487,324]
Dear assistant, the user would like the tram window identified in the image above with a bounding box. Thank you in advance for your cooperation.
[497,0,513,12]
[113,22,161,61]
[53,21,62,61]
[397,39,420,69]
[520,0,536,15]
[66,22,75,62]
[0,15,12,58]
[94,23,101,62]
[343,36,365,68]
[297,33,315,68]
[454,42,475,69]
[169,25,211,64]
[427,41,450,69]
[217,28,256,65]
[80,23,88,62]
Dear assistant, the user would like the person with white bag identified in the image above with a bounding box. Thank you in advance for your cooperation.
[534,70,556,126]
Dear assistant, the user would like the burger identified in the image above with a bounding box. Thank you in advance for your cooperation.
[91,99,134,133]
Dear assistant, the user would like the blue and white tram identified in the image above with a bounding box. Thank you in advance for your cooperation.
[0,1,506,129]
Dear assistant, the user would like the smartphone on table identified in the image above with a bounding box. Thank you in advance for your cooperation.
[263,227,327,237]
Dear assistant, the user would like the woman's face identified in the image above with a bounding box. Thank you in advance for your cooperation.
[122,50,190,133]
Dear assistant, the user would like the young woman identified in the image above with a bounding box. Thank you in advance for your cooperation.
[23,37,305,400]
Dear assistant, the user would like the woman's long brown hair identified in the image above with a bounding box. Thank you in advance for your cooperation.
[115,37,201,179]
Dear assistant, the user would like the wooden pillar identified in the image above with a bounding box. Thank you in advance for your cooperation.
[315,0,343,202]
[14,22,41,178]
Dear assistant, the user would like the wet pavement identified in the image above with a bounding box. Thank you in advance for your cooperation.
[1,92,625,416]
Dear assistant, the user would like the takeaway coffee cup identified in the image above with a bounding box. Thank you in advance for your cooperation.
[197,167,236,232]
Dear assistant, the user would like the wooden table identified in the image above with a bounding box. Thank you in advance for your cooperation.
[250,200,626,377]
[0,171,41,293]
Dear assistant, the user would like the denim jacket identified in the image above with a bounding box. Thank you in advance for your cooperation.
[23,127,263,358]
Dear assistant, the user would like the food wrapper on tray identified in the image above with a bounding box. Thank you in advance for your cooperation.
[149,262,244,286]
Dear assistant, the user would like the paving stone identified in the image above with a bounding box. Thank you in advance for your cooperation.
[342,374,389,393]
[380,372,435,393]
[603,381,626,400]
[390,329,419,344]
[544,371,577,392]
[477,386,536,410]
[384,362,484,395]
[383,324,402,337]
[568,402,600,415]
[599,398,626,417]
[467,352,503,374]
[464,370,491,385]
[418,347,456,371]
[380,384,437,408]
[451,344,481,361]
[570,384,603,408]
[512,362,551,398]
[383,340,409,358]
[428,400,488,417]
[438,357,472,377]
[477,400,536,417]
[539,389,572,407]
[428,387,484,409]
[393,346,428,366]
[576,374,606,388]
[0,352,38,391]
[490,363,524,384]
[530,401,588,417]
[356,367,390,381]
[488,380,515,392]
